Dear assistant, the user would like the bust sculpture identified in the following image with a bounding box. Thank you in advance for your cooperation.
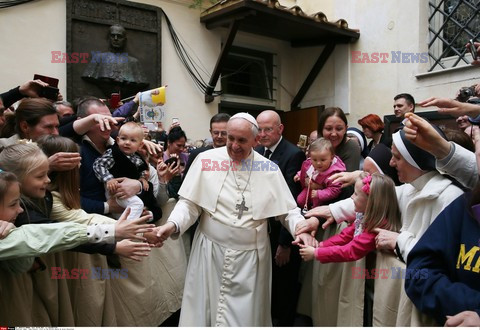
[82,24,149,98]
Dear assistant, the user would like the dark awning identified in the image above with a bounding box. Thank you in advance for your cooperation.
[200,0,360,108]
[201,0,360,47]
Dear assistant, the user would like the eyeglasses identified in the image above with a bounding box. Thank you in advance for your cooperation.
[211,131,227,137]
[258,127,276,134]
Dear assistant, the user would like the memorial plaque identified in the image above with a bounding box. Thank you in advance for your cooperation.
[66,0,161,101]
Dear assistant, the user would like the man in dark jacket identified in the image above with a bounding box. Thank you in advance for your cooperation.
[255,110,305,326]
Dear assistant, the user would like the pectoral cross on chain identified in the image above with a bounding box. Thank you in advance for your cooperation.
[235,197,249,219]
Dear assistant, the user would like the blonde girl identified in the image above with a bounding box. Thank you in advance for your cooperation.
[299,172,401,262]
[0,163,149,326]
[38,136,184,326]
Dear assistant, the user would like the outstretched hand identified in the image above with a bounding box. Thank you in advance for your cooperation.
[292,232,318,248]
[418,97,480,118]
[303,205,336,230]
[142,139,163,156]
[295,217,319,236]
[403,112,451,159]
[92,114,123,132]
[152,222,177,247]
[48,152,81,172]
[114,208,154,241]
[297,243,315,261]
[115,239,152,261]
[329,171,361,188]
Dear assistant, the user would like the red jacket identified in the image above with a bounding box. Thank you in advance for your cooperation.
[314,214,377,263]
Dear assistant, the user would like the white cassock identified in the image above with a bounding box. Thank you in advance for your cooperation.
[168,146,304,327]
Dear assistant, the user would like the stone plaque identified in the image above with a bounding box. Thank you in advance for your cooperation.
[66,0,161,101]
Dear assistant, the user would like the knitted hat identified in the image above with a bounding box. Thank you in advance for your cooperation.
[391,125,445,171]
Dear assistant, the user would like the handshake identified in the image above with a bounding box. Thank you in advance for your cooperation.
[143,221,177,247]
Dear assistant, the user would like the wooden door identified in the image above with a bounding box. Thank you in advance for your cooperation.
[280,106,324,145]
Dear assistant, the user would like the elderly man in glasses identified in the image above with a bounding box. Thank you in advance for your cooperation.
[255,110,306,326]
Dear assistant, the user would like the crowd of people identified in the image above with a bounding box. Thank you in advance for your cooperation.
[0,42,479,327]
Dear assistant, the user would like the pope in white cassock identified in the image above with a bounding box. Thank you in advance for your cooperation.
[155,113,317,326]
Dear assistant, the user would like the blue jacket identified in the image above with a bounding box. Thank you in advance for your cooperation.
[405,193,480,325]
[80,139,107,214]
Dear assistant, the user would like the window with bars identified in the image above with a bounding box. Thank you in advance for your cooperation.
[428,0,480,72]
[221,46,277,107]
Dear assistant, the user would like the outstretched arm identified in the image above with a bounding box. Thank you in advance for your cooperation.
[404,113,478,190]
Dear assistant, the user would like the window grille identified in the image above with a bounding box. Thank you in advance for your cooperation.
[221,46,277,106]
[428,0,480,71]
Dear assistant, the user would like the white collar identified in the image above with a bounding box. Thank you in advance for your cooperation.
[267,136,283,154]
[82,135,115,154]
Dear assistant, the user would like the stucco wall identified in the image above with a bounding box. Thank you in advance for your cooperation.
[0,0,221,141]
[1,0,478,138]
[314,0,480,128]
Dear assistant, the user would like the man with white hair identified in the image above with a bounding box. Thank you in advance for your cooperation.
[155,113,316,326]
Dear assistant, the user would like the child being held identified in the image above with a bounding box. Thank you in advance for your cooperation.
[299,172,401,263]
[294,138,346,212]
[93,122,161,222]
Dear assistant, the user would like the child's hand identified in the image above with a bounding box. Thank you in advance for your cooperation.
[304,177,310,187]
[310,189,317,199]
[293,174,300,182]
[139,178,149,191]
[115,239,152,261]
[292,232,318,248]
[0,220,15,239]
[299,244,315,261]
[107,179,118,194]
[115,208,155,241]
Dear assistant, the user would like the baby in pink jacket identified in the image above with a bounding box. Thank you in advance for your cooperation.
[294,138,346,212]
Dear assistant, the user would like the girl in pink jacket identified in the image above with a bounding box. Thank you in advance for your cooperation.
[299,172,401,263]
